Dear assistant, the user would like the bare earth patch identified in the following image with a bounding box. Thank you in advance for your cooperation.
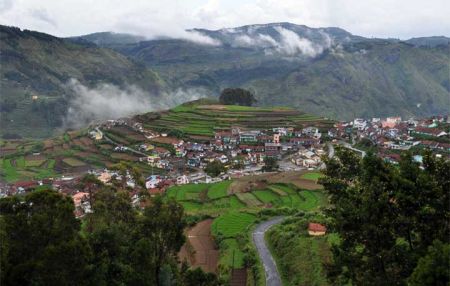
[197,105,227,110]
[179,219,219,273]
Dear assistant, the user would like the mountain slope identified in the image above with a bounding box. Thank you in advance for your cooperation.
[0,26,164,138]
[82,23,449,120]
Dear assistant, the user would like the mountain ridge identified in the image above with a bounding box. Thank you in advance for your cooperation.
[78,22,449,120]
[1,23,449,139]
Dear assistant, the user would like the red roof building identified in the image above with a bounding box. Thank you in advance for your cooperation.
[308,223,327,236]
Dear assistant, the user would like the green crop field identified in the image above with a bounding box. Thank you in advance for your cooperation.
[301,172,324,181]
[1,159,19,182]
[137,101,332,138]
[220,238,245,268]
[297,190,324,210]
[165,181,325,214]
[211,212,256,238]
[235,192,263,207]
[207,180,231,199]
[253,189,280,204]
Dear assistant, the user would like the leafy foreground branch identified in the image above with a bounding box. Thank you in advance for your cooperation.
[0,186,221,286]
[320,148,449,286]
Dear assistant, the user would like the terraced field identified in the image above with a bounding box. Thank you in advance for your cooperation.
[170,177,327,280]
[137,100,334,138]
[166,181,325,215]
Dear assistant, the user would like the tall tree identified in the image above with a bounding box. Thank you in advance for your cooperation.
[321,148,449,285]
[0,190,92,286]
[139,197,186,286]
[219,88,257,106]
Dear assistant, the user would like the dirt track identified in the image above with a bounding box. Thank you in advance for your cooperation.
[179,219,219,273]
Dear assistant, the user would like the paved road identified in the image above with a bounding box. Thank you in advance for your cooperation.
[319,143,335,170]
[252,217,285,286]
[339,141,366,158]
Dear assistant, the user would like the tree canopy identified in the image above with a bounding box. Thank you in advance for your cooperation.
[0,177,221,285]
[320,148,449,285]
[205,160,226,177]
[219,88,257,106]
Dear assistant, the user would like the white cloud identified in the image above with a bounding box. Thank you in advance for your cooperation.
[224,26,332,57]
[0,0,448,40]
[64,79,207,128]
[274,27,323,57]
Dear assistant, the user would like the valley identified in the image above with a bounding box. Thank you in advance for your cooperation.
[0,13,449,286]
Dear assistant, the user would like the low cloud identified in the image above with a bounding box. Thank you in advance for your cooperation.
[274,27,330,57]
[225,26,333,57]
[63,79,206,128]
[181,30,221,46]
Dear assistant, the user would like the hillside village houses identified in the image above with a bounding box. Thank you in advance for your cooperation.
[1,114,448,218]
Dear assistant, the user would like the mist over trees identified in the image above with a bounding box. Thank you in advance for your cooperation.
[320,148,449,285]
[219,88,257,106]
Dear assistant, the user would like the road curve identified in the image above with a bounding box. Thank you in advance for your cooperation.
[252,216,285,286]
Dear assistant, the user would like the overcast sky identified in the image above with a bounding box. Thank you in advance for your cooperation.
[0,0,449,39]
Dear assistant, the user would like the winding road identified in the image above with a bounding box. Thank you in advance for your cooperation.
[252,216,285,286]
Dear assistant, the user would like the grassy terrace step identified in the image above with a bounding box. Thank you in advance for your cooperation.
[136,101,332,138]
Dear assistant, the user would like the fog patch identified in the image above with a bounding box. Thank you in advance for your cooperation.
[181,30,222,46]
[63,79,205,129]
[220,26,333,57]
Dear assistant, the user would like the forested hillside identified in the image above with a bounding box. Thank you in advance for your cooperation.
[0,26,164,138]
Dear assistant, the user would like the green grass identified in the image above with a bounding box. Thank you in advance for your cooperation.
[144,102,330,138]
[267,217,333,286]
[207,180,231,199]
[180,201,203,212]
[166,183,207,201]
[211,212,256,238]
[297,190,323,210]
[253,189,280,204]
[220,238,245,268]
[229,196,246,209]
[1,159,19,182]
[301,172,324,181]
[235,192,262,207]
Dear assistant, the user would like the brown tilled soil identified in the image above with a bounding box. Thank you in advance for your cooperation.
[230,171,321,193]
[179,219,219,274]
[150,136,180,144]
[197,105,226,110]
[230,268,248,286]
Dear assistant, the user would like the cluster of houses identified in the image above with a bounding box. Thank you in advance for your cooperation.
[328,115,450,163]
[1,114,448,218]
[124,125,327,174]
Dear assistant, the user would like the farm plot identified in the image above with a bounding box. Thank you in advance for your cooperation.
[166,183,206,201]
[62,157,86,167]
[235,192,263,207]
[301,172,324,181]
[252,189,281,205]
[179,219,219,273]
[25,159,45,167]
[111,153,139,161]
[220,238,245,268]
[211,212,256,238]
[207,180,232,199]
